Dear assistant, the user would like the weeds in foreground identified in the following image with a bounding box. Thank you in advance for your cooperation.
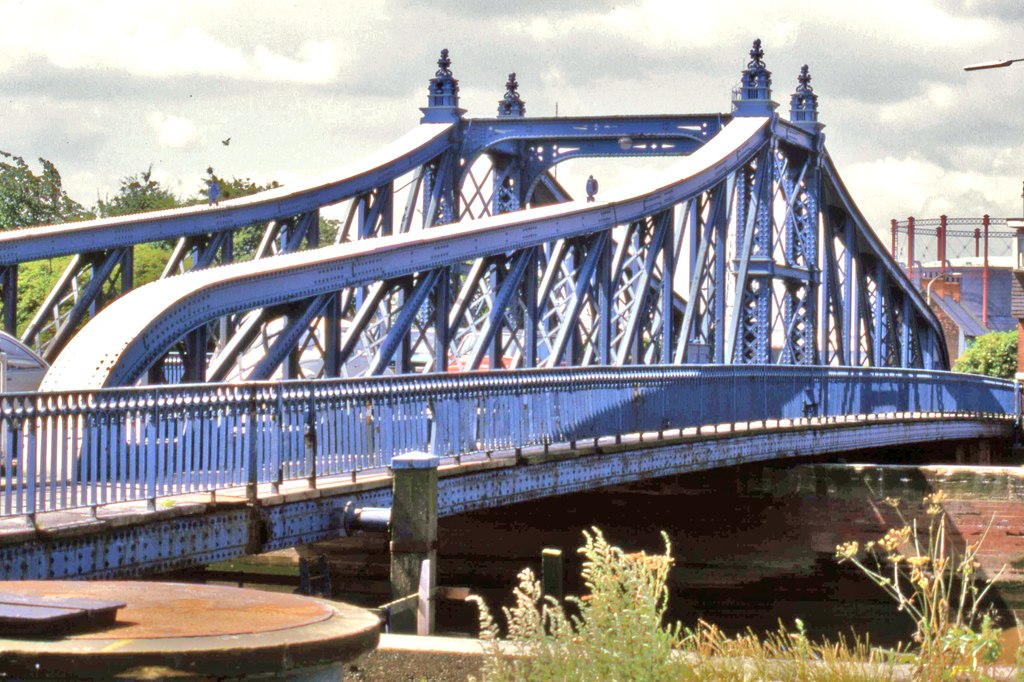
[471,528,899,681]
[835,491,1006,678]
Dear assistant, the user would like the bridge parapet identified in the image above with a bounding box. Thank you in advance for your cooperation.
[0,366,1016,520]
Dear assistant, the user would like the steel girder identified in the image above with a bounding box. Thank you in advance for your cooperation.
[459,115,725,200]
[818,157,948,369]
[37,117,748,387]
[196,116,716,384]
[0,124,457,361]
[44,115,950,390]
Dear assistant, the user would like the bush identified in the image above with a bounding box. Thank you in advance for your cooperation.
[952,330,1017,379]
[472,528,896,681]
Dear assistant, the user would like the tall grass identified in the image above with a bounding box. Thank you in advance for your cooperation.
[835,491,1007,679]
[470,528,904,681]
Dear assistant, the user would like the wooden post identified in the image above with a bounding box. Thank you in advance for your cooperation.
[541,548,564,601]
[390,451,438,634]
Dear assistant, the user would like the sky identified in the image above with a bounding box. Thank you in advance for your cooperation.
[0,0,1022,234]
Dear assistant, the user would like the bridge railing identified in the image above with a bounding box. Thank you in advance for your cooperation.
[0,366,1016,517]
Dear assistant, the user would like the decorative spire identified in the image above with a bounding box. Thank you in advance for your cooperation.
[748,38,766,70]
[436,48,453,77]
[732,38,777,116]
[497,72,526,117]
[421,48,465,123]
[789,64,822,131]
[795,64,812,93]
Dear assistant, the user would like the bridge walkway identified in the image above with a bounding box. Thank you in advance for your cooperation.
[0,409,1011,580]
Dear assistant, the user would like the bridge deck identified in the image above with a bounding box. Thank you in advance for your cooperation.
[0,411,1011,579]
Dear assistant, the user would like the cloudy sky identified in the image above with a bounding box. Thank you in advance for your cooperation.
[0,0,1021,233]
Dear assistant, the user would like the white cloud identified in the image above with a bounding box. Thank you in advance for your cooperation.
[842,155,1018,228]
[253,40,339,84]
[0,1,345,83]
[147,112,199,148]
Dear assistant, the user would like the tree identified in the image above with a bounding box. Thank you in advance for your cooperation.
[96,166,181,217]
[0,151,90,228]
[200,167,282,259]
[951,330,1017,379]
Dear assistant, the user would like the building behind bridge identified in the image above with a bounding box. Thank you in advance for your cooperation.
[889,216,1016,362]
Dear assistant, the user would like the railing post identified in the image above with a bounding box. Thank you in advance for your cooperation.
[24,418,35,518]
[390,451,438,634]
[305,397,317,489]
[246,387,259,504]
[939,215,947,274]
[146,411,157,512]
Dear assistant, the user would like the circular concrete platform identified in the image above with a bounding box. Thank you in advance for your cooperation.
[0,581,380,680]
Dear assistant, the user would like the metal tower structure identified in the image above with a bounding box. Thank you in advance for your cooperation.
[1,40,946,391]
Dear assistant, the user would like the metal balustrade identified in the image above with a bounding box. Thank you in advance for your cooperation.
[0,366,1016,517]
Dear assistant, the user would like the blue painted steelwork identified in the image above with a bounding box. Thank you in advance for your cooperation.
[1,53,729,381]
[0,42,992,580]
[1,124,457,365]
[1,365,1015,518]
[41,43,950,388]
[9,42,945,388]
[0,415,1011,580]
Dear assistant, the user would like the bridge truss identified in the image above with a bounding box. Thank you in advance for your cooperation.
[39,42,947,390]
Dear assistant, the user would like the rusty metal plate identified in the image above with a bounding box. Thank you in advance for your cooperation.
[6,581,333,639]
[0,592,124,636]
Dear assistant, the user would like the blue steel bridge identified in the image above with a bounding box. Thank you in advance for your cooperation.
[0,42,1016,580]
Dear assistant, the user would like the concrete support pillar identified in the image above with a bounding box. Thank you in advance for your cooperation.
[389,452,439,634]
[955,440,993,465]
[978,439,992,465]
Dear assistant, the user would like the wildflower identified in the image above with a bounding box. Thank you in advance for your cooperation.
[878,526,911,553]
[884,496,901,509]
[906,556,930,568]
[835,541,859,560]
[924,490,947,515]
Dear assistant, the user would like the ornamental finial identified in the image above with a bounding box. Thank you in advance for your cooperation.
[796,64,813,94]
[436,48,452,77]
[733,38,775,115]
[422,48,464,122]
[498,72,526,117]
[789,64,821,130]
[748,38,765,69]
[505,73,520,100]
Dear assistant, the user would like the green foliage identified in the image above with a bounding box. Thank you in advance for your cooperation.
[952,330,1017,379]
[15,256,72,335]
[0,151,90,228]
[472,528,684,681]
[96,166,182,217]
[319,216,342,245]
[472,529,897,682]
[133,242,174,287]
[201,167,282,259]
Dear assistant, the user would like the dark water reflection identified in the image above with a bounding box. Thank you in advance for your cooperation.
[432,458,1020,654]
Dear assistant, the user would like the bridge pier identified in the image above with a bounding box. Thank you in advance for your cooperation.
[955,439,993,465]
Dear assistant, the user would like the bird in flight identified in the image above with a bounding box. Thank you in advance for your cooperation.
[222,137,231,146]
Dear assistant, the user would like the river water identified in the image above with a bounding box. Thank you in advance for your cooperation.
[206,448,1024,660]
[425,455,1024,653]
